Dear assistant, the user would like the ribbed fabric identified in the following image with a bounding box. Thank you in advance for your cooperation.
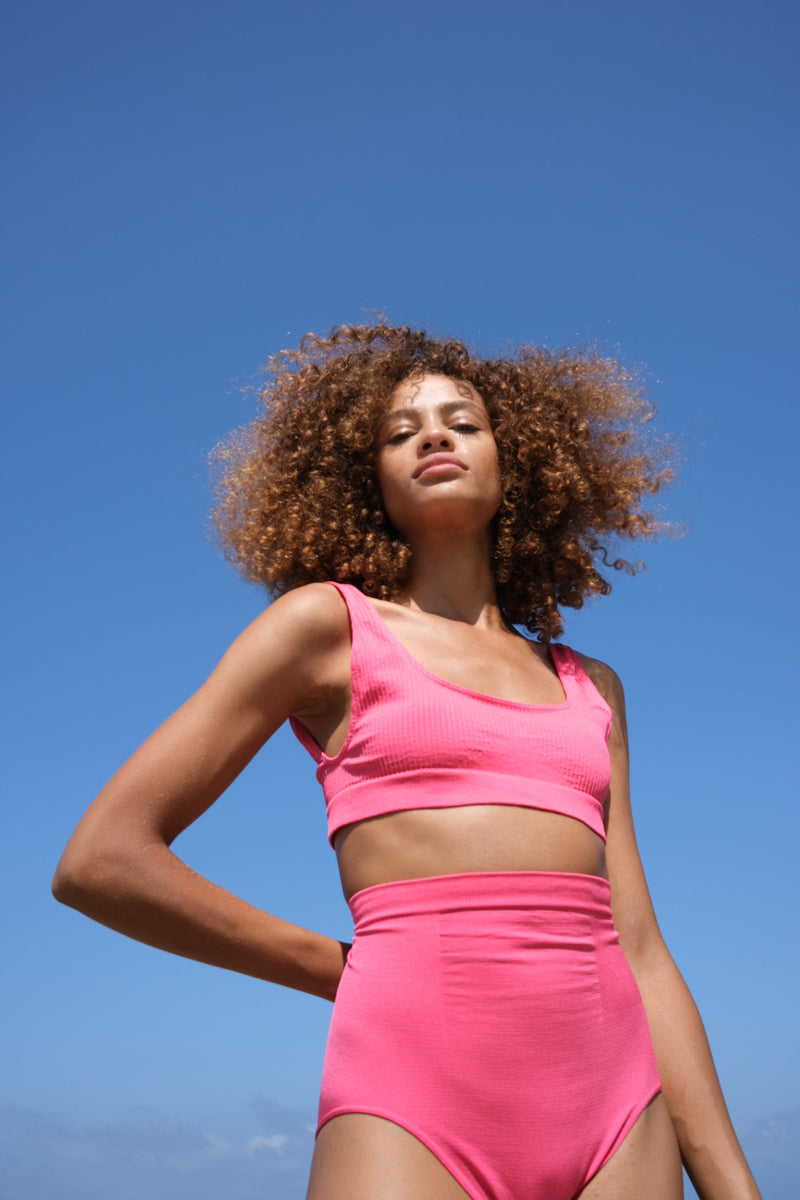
[290,582,613,845]
[320,871,661,1200]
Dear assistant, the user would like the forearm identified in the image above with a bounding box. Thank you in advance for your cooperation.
[53,840,349,1002]
[632,950,761,1200]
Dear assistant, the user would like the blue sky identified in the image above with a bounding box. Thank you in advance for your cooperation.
[2,0,798,1196]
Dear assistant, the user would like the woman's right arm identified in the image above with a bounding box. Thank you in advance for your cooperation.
[52,583,351,1002]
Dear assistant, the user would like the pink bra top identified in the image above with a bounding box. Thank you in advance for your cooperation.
[290,582,613,846]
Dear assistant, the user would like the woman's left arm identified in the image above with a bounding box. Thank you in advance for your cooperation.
[586,659,761,1200]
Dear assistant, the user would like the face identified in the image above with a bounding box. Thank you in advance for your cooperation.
[376,374,501,540]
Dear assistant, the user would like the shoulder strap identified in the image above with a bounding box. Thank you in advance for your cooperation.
[553,643,613,734]
[323,580,370,622]
[288,583,364,763]
[323,581,401,652]
[550,642,578,675]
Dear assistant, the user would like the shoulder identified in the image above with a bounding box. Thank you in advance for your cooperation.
[200,584,353,724]
[569,649,628,748]
[571,651,625,709]
[262,583,351,646]
[221,584,351,681]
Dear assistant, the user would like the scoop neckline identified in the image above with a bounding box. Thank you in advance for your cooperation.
[353,587,572,712]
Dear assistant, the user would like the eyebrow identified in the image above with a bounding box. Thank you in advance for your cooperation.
[380,398,487,428]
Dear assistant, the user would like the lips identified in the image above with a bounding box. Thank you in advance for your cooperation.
[413,454,466,479]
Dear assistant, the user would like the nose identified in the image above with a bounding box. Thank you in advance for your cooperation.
[419,422,455,452]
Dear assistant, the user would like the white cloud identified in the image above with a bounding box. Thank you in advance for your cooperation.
[743,1108,800,1152]
[6,1094,796,1199]
[245,1133,289,1155]
[738,1108,800,1200]
[0,1098,315,1200]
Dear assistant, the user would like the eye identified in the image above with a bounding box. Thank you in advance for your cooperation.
[386,430,414,444]
[453,422,480,434]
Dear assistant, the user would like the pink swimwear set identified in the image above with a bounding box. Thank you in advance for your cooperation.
[291,583,661,1200]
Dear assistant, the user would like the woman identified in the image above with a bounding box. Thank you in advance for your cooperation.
[53,323,760,1199]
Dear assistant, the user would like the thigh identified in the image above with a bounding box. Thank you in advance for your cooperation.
[306,1114,475,1200]
[578,1094,683,1200]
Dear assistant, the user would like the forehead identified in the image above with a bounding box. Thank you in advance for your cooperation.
[385,374,486,413]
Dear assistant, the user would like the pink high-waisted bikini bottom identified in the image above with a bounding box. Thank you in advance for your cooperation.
[318,871,661,1200]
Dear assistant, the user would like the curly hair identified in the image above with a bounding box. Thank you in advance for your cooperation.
[211,321,674,641]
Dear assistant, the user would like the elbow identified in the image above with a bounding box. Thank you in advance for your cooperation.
[52,844,105,910]
[51,860,70,904]
[52,852,91,907]
[51,834,140,913]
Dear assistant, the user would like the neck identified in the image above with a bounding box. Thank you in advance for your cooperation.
[395,531,504,627]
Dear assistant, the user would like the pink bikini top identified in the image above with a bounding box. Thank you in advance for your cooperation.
[290,582,613,846]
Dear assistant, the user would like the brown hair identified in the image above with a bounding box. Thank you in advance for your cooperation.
[212,321,674,640]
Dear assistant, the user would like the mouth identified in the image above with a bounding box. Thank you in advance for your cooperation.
[413,455,466,479]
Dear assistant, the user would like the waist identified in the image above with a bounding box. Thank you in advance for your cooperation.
[335,804,607,903]
[348,869,615,931]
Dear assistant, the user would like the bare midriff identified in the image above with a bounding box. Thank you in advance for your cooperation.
[334,804,607,903]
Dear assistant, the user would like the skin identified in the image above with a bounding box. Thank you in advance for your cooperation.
[53,374,761,1199]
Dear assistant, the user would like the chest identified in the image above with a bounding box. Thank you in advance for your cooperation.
[374,609,566,707]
